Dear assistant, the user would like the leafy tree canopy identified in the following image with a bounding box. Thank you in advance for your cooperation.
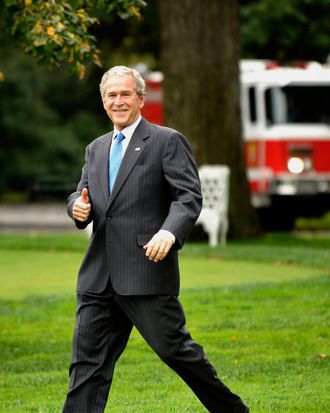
[240,0,330,62]
[0,0,146,78]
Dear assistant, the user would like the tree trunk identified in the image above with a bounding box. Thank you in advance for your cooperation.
[157,0,261,238]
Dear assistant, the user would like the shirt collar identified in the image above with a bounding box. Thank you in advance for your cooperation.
[113,115,142,140]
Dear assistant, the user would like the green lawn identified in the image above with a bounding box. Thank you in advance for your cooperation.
[0,233,329,412]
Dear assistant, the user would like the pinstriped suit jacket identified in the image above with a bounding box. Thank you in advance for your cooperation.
[67,118,202,295]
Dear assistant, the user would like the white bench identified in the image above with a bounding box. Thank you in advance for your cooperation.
[195,165,230,246]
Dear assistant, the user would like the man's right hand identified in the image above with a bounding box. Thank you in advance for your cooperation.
[72,188,91,222]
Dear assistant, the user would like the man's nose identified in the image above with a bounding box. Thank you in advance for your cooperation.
[114,94,123,105]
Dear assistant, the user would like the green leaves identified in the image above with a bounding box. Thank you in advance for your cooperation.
[98,0,147,19]
[2,0,146,77]
[240,0,330,62]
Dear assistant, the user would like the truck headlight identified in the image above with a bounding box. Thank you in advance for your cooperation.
[287,157,304,174]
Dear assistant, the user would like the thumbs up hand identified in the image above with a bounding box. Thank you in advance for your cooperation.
[81,187,89,203]
[73,187,91,222]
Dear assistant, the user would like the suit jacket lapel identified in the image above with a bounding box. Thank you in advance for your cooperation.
[108,119,150,208]
[95,132,113,205]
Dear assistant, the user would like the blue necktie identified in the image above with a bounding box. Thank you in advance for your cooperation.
[109,132,125,194]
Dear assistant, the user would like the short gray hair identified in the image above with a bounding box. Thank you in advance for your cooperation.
[99,66,146,97]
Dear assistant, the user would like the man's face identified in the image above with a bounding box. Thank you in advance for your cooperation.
[102,74,145,131]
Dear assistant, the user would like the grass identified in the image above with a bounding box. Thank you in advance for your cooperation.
[0,232,329,412]
[295,211,330,230]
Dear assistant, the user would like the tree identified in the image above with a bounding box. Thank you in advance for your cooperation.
[0,45,107,197]
[157,0,261,238]
[0,0,146,78]
[240,0,330,62]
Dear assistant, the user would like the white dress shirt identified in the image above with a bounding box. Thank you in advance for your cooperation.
[111,115,142,156]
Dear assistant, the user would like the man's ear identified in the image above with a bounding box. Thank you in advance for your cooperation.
[139,93,146,109]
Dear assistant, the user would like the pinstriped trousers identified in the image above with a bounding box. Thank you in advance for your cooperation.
[62,288,244,413]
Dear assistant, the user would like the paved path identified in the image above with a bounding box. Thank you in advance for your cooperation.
[1,203,329,236]
[0,203,75,233]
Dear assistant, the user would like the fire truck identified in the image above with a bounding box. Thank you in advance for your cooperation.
[141,61,330,230]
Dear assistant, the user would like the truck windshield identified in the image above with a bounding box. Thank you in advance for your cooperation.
[265,85,330,125]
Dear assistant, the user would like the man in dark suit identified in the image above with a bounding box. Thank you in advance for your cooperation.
[62,66,249,413]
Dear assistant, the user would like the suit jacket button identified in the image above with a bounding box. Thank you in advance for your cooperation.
[106,216,112,221]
